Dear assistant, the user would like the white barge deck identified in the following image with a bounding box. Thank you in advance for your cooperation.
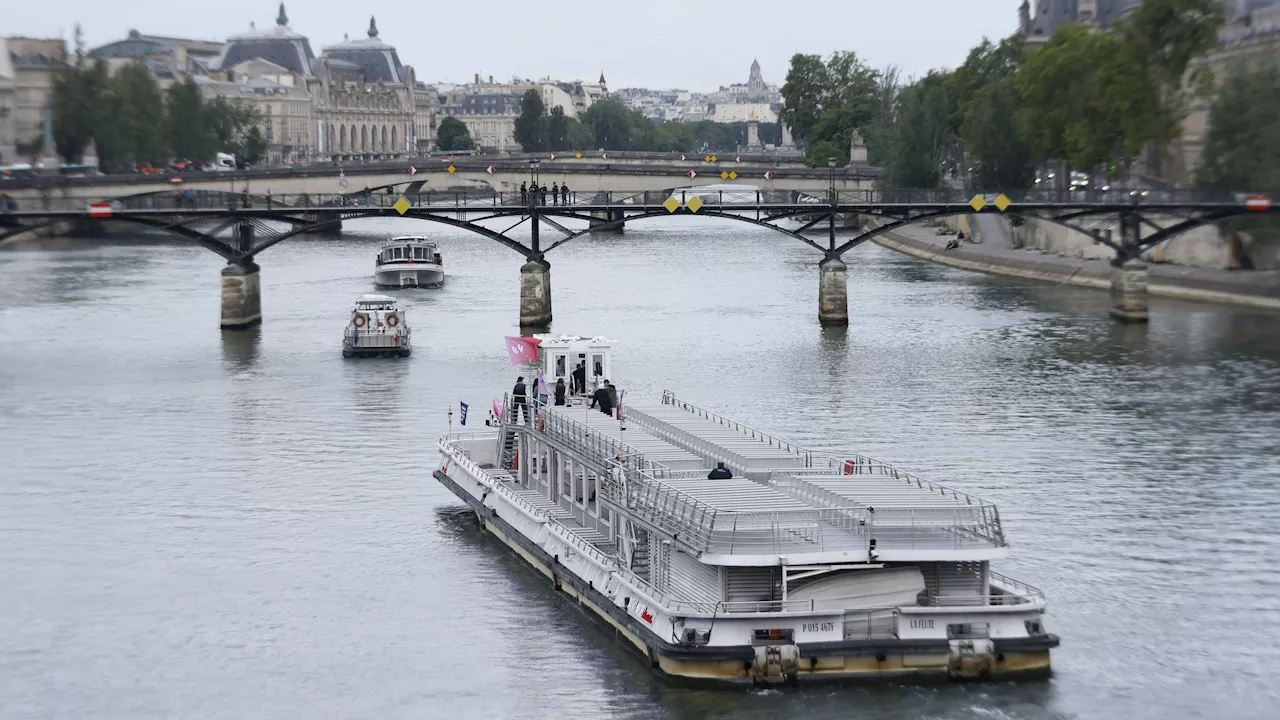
[434,389,1056,686]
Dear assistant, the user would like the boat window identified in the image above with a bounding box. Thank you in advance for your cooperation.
[554,354,566,378]
[413,247,423,260]
[592,353,604,378]
[392,248,402,259]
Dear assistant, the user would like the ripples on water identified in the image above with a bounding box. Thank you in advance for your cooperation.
[1,216,1278,719]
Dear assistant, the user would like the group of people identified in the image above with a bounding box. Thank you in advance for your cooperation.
[520,182,571,206]
[509,368,619,422]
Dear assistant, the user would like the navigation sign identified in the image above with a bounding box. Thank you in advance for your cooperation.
[447,164,456,173]
[408,166,417,175]
[548,153,556,160]
[720,171,728,180]
[704,155,712,162]
[679,154,686,161]
[602,153,609,159]
[710,155,718,163]
[686,196,704,213]
[575,152,582,159]
[486,166,496,174]
[994,194,1012,212]
[169,176,183,184]
[735,156,741,162]
[88,202,112,219]
[393,197,411,215]
[969,194,987,212]
[729,171,737,180]
[763,171,774,180]
[662,196,680,213]
[1246,194,1272,211]
[687,170,697,178]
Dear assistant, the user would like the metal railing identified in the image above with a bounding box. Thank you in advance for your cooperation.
[988,571,1047,606]
[657,391,812,462]
[345,333,406,349]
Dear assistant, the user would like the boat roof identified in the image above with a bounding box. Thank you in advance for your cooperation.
[533,334,616,348]
[382,236,437,246]
[355,293,398,307]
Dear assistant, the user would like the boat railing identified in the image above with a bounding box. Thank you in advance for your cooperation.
[988,571,1047,605]
[545,517,617,567]
[440,439,550,521]
[801,455,994,509]
[345,333,406,349]
[658,390,812,463]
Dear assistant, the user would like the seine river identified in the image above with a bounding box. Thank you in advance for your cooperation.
[2,215,1278,719]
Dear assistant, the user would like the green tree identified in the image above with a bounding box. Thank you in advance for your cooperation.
[881,72,952,188]
[92,62,168,171]
[779,53,828,143]
[962,76,1034,189]
[166,78,209,161]
[204,96,259,161]
[546,106,570,150]
[514,89,547,152]
[580,99,636,149]
[242,126,267,166]
[51,60,108,162]
[1196,61,1280,190]
[436,116,474,151]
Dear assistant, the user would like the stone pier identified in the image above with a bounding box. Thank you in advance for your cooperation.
[1110,258,1149,323]
[588,192,624,233]
[818,256,849,326]
[221,260,262,329]
[520,259,553,327]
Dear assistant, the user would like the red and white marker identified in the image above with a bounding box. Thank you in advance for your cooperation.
[169,176,183,184]
[547,153,556,160]
[687,170,697,179]
[602,153,608,159]
[1246,194,1272,211]
[486,166,496,174]
[735,156,742,162]
[408,166,417,175]
[763,171,774,180]
[88,202,112,218]
[679,154,686,161]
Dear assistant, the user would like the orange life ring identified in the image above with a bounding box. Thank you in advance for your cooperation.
[352,313,367,328]
[386,313,400,328]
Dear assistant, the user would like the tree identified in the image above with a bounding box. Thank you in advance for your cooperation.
[51,60,108,163]
[881,72,952,188]
[1197,61,1280,190]
[580,99,635,149]
[962,76,1034,190]
[205,96,259,160]
[546,106,570,150]
[780,53,828,143]
[514,89,547,152]
[242,126,267,167]
[166,78,209,161]
[436,116,474,151]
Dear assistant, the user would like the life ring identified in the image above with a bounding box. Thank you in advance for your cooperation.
[386,313,400,328]
[352,313,367,328]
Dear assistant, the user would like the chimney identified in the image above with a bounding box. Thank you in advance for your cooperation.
[474,72,480,85]
[488,75,493,84]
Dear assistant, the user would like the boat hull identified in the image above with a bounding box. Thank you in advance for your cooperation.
[433,466,1056,687]
[375,264,444,288]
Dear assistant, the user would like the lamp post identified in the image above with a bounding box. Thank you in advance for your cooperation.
[528,158,541,208]
[828,156,837,251]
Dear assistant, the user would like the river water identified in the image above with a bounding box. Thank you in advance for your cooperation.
[2,215,1278,720]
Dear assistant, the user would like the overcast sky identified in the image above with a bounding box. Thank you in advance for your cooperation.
[11,0,1019,91]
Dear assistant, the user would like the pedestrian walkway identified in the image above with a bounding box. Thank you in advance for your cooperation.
[874,220,1280,311]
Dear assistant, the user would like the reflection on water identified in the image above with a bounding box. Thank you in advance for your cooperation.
[1,215,1279,719]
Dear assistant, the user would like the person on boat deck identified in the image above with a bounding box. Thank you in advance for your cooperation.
[605,381,619,410]
[520,182,527,205]
[589,386,614,416]
[571,361,587,395]
[707,462,733,480]
[537,376,549,414]
[512,376,529,423]
[554,378,567,406]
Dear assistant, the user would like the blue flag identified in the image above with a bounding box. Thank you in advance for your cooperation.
[459,402,468,426]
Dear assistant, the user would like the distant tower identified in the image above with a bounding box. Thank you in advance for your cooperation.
[368,15,379,38]
[747,59,766,101]
[1018,0,1031,33]
[598,71,607,95]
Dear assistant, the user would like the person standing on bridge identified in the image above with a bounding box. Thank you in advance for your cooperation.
[540,184,549,206]
[520,182,527,205]
[551,182,560,206]
[512,376,529,424]
[560,182,570,205]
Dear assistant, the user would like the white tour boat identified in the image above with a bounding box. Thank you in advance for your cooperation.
[375,236,444,288]
[433,338,1056,687]
[342,294,411,358]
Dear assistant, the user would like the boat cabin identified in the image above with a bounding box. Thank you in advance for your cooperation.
[378,236,441,266]
[534,334,615,398]
[354,293,398,312]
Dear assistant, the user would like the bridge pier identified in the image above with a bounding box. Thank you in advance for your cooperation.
[818,256,849,326]
[588,193,624,233]
[221,260,262,329]
[1109,258,1149,323]
[520,259,553,328]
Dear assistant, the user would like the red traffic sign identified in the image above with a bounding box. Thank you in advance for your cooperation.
[735,156,742,162]
[1246,194,1272,211]
[602,153,608,159]
[679,154,686,161]
[687,170,697,178]
[763,171,774,180]
[408,166,417,175]
[88,201,112,218]
[169,176,183,184]
[486,166,496,174]
[547,153,556,160]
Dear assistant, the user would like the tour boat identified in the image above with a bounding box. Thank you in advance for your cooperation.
[375,236,444,288]
[433,338,1057,687]
[342,294,411,358]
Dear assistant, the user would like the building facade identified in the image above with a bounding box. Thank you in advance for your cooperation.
[0,39,15,164]
[88,29,223,87]
[2,37,65,164]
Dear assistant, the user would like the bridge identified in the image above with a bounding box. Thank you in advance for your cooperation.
[2,186,1273,329]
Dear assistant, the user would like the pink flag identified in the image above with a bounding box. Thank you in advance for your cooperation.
[504,335,541,366]
[492,397,504,423]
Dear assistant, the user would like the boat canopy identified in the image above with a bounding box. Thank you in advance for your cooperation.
[355,293,398,309]
[382,236,438,247]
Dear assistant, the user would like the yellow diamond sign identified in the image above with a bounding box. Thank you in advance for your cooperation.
[662,196,680,213]
[728,171,737,180]
[575,152,582,159]
[393,197,411,215]
[994,194,1012,212]
[969,194,987,212]
[704,155,712,162]
[710,155,718,162]
[447,164,456,173]
[720,171,729,180]
[686,195,704,213]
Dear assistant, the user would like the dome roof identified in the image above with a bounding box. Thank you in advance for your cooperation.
[214,3,315,76]
[320,16,406,83]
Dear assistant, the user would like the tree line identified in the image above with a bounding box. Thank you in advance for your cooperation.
[38,60,266,172]
[780,0,1273,192]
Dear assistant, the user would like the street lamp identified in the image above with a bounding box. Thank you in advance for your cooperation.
[828,156,837,200]
[827,156,838,251]
[528,158,540,207]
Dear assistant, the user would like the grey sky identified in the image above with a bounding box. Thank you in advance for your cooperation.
[11,1,1019,91]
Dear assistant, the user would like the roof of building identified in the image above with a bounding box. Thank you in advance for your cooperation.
[213,3,316,77]
[90,30,224,59]
[319,16,406,84]
[1025,0,1138,38]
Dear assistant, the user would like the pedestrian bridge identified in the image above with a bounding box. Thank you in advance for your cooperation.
[2,186,1271,331]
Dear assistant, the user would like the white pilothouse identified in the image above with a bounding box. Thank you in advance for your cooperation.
[375,236,444,288]
[434,336,1056,686]
[342,294,411,358]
